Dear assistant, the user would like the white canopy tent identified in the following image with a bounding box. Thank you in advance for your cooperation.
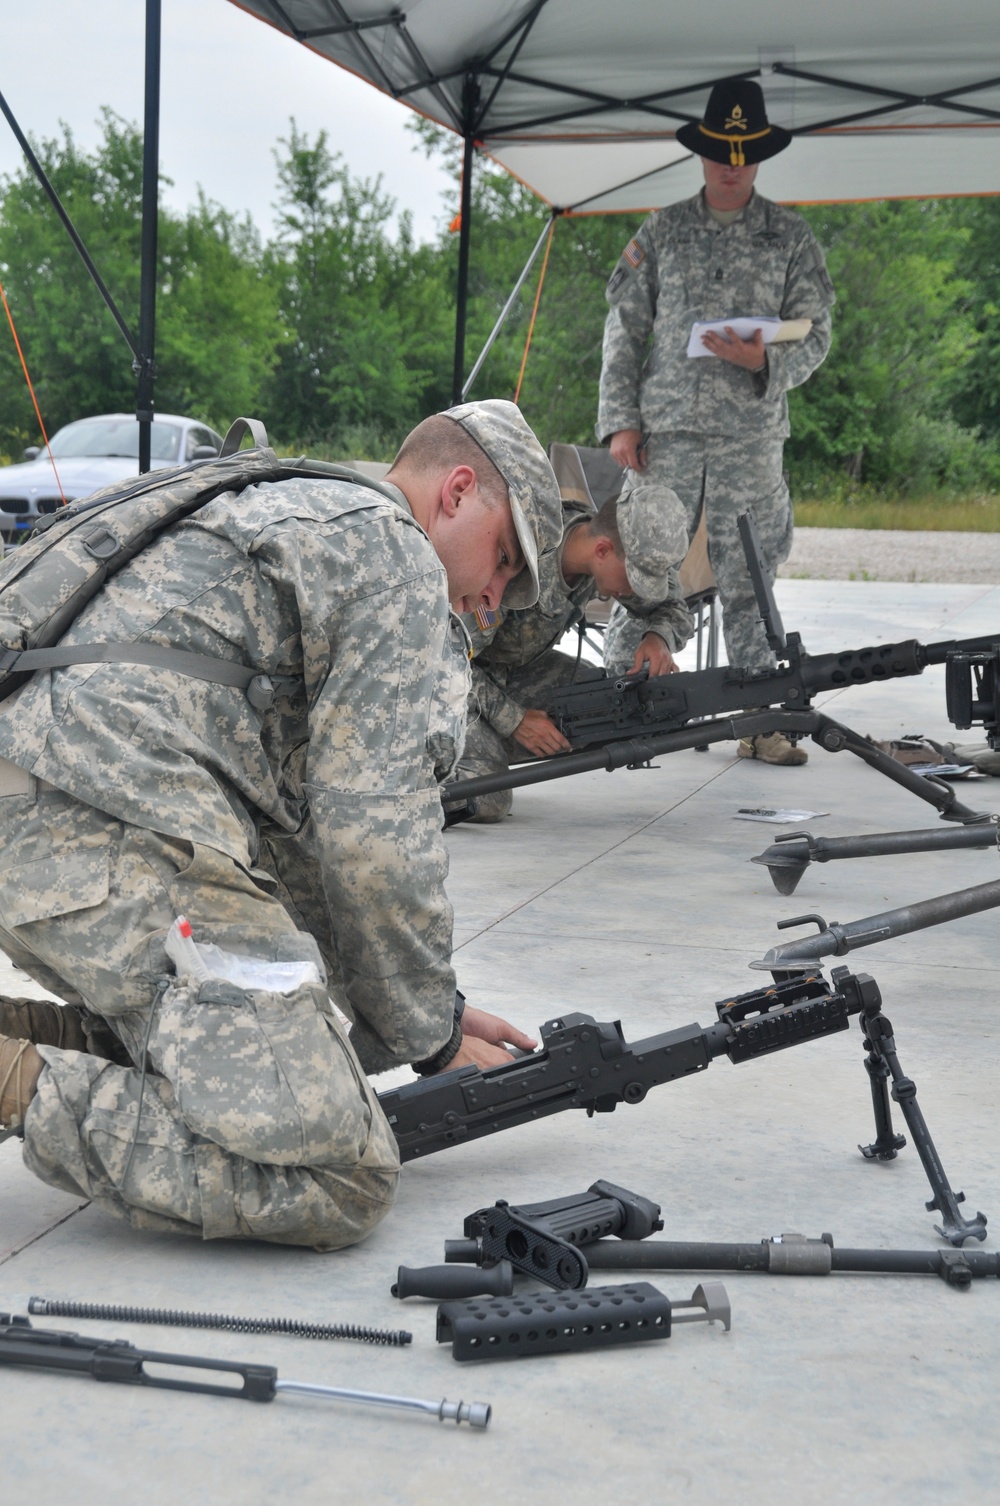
[227,1,1000,391]
[227,2,1000,208]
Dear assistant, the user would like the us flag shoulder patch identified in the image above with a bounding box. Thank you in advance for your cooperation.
[623,238,645,268]
[474,604,502,632]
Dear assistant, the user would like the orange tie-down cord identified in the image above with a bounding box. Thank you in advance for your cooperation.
[0,274,66,506]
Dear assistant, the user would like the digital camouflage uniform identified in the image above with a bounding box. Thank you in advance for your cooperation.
[455,496,693,820]
[0,474,470,1248]
[598,189,835,670]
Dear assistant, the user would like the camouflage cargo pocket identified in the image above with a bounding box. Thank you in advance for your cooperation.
[150,976,377,1167]
[0,841,110,929]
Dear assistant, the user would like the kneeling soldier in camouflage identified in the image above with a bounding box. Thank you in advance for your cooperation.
[454,487,693,822]
[0,400,559,1249]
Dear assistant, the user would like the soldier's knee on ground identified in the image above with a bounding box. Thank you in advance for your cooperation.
[229,1127,401,1251]
[467,789,513,823]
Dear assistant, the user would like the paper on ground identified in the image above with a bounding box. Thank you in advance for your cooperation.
[734,807,829,824]
[909,762,980,779]
[687,317,813,358]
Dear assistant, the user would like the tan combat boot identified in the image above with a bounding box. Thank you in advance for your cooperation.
[737,732,808,766]
[0,996,89,1050]
[0,1034,44,1131]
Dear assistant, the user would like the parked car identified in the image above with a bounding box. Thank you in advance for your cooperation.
[0,413,224,539]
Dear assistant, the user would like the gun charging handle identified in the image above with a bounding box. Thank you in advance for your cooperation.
[392,1263,514,1300]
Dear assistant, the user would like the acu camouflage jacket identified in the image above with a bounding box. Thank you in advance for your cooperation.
[597,190,835,444]
[465,497,693,739]
[0,475,469,1068]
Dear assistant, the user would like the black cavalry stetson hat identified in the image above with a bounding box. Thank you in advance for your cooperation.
[676,79,792,167]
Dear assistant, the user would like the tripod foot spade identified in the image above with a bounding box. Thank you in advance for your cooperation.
[926,1190,988,1247]
[859,1132,906,1161]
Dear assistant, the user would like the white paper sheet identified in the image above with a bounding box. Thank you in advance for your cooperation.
[687,317,812,358]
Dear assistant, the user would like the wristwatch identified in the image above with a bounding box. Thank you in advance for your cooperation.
[412,990,466,1076]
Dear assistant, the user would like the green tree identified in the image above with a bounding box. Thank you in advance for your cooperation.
[154,193,282,428]
[788,200,996,492]
[0,111,282,455]
[407,117,642,446]
[262,123,452,451]
[950,197,1000,444]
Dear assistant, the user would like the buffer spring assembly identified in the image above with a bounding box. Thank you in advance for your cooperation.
[27,1296,411,1346]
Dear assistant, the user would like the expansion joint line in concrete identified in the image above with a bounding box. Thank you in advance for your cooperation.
[454,760,734,950]
[0,1200,90,1268]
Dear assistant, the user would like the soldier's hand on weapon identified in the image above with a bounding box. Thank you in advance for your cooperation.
[608,429,648,472]
[700,326,768,373]
[514,708,573,757]
[631,633,678,678]
[447,1006,538,1071]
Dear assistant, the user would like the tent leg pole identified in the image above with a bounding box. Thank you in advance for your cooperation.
[137,0,161,475]
[462,214,555,401]
[451,127,475,406]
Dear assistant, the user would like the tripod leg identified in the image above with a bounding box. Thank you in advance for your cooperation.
[858,1038,906,1161]
[867,1011,987,1246]
[814,713,984,822]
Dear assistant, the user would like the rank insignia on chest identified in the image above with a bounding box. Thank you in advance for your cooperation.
[473,604,503,632]
[623,238,645,268]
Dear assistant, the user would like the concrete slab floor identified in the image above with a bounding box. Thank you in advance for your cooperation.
[1,578,998,1506]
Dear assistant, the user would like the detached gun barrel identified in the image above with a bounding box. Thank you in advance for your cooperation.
[753,821,999,895]
[752,877,1000,971]
[583,1236,1000,1287]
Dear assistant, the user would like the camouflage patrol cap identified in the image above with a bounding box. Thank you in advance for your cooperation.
[617,486,689,602]
[445,399,563,609]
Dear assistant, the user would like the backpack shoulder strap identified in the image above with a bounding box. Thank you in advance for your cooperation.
[0,418,407,710]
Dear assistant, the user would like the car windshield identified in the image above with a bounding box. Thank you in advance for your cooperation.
[46,419,182,462]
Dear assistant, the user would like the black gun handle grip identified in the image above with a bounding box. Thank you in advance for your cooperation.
[392,1262,514,1300]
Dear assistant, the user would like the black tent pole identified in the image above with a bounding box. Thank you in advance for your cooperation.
[137,0,161,474]
[0,88,141,364]
[450,73,480,406]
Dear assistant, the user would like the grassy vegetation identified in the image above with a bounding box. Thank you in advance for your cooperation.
[794,491,1000,532]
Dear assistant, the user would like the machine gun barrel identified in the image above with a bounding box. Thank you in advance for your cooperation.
[751,877,1000,971]
[753,821,999,895]
[548,637,930,751]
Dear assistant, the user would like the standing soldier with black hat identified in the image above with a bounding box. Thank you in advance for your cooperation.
[598,78,835,765]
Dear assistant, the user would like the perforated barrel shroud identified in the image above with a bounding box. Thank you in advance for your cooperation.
[436,1282,671,1361]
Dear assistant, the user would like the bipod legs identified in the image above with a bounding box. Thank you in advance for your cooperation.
[853,975,987,1246]
[859,1043,906,1162]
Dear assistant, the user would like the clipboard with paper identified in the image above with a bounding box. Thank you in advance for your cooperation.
[686,317,813,358]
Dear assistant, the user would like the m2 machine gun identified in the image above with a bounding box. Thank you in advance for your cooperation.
[443,513,999,825]
[378,966,987,1248]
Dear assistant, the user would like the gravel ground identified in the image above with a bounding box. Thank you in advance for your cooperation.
[780,527,1000,583]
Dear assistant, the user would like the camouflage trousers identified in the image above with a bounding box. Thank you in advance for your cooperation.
[0,779,400,1249]
[456,649,604,821]
[605,433,793,674]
